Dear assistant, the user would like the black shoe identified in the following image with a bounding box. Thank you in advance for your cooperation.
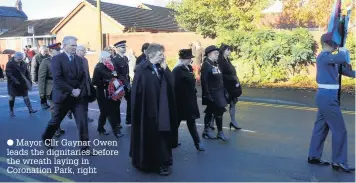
[307,157,330,166]
[332,163,355,173]
[88,118,94,122]
[229,122,242,130]
[98,130,110,136]
[158,166,171,176]
[217,131,228,142]
[202,129,215,139]
[126,120,131,125]
[29,109,37,114]
[41,104,49,109]
[67,113,73,119]
[9,111,15,117]
[194,143,205,151]
[114,132,124,138]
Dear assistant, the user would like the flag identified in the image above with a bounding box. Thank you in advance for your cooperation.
[326,0,342,47]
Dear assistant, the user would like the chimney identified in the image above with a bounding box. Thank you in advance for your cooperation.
[15,0,22,11]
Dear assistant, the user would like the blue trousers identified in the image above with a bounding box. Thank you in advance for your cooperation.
[308,89,348,164]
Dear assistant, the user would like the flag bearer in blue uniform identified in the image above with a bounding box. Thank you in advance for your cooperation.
[308,33,355,173]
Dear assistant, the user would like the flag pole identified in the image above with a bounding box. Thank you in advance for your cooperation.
[97,0,103,50]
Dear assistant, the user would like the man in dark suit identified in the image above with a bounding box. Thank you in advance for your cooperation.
[112,40,131,125]
[42,36,90,151]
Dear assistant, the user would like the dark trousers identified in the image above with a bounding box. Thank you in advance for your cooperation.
[124,90,131,123]
[178,119,201,144]
[42,97,89,144]
[40,95,48,105]
[204,103,225,131]
[98,99,120,133]
[159,132,173,167]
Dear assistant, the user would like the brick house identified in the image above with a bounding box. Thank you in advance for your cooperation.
[50,0,183,52]
[0,0,27,35]
[0,17,62,52]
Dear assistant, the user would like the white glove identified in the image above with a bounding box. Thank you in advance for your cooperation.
[113,79,120,89]
[339,47,351,64]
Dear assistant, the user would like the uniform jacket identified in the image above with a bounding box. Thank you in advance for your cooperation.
[31,53,50,82]
[200,58,227,108]
[38,57,53,97]
[112,54,130,87]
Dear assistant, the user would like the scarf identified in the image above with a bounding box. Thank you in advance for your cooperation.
[103,61,125,101]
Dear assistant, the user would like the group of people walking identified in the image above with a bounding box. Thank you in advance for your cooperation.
[3,32,355,176]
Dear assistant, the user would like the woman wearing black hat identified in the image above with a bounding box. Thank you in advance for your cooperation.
[200,45,228,141]
[173,49,205,151]
[218,44,242,130]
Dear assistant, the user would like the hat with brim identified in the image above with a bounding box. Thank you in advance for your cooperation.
[204,45,219,56]
[114,40,127,48]
[179,49,195,59]
[48,43,61,51]
[321,32,338,49]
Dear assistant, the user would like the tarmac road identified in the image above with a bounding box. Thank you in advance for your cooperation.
[0,82,354,182]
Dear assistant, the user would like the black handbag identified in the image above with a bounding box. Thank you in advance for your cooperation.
[87,84,97,103]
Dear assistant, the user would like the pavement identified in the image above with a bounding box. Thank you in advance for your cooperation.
[196,86,355,111]
[0,82,355,182]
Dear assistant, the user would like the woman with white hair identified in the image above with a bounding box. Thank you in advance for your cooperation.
[6,52,37,116]
[92,51,124,138]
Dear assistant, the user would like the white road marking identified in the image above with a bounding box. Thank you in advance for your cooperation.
[89,108,127,116]
[180,121,257,133]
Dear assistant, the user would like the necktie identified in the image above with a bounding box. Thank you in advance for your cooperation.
[155,64,162,79]
[69,55,74,62]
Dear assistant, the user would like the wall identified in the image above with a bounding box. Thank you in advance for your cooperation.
[107,32,216,58]
[54,4,123,52]
[0,54,11,70]
[0,38,22,52]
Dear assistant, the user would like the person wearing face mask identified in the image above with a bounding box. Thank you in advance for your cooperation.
[217,44,242,130]
[130,43,178,176]
[172,49,205,151]
[307,33,355,173]
[6,52,37,117]
[200,45,228,141]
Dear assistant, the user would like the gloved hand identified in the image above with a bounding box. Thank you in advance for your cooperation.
[339,47,351,64]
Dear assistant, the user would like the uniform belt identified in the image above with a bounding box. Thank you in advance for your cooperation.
[318,84,340,90]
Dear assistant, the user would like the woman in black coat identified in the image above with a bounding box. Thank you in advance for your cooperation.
[6,52,37,117]
[200,46,228,141]
[92,51,124,138]
[173,49,205,151]
[218,44,242,130]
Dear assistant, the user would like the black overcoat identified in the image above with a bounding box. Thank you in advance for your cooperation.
[172,64,200,121]
[92,62,121,113]
[217,56,242,99]
[200,58,227,108]
[130,61,178,171]
[6,58,32,96]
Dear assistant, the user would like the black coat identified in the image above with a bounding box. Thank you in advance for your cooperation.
[51,52,87,103]
[136,53,146,66]
[112,54,130,87]
[92,62,121,112]
[6,58,32,96]
[130,61,178,171]
[172,64,200,121]
[217,56,242,99]
[200,58,227,108]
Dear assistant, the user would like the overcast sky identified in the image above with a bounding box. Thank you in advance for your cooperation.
[1,0,175,20]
